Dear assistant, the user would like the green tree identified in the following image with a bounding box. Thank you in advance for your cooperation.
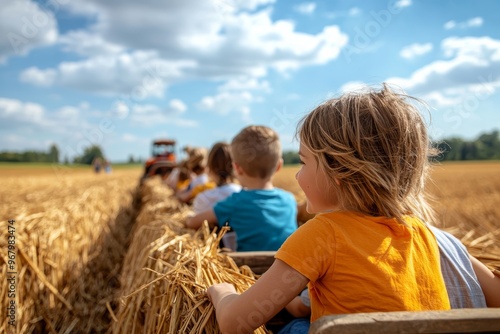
[73,145,105,165]
[48,144,59,163]
[282,150,300,165]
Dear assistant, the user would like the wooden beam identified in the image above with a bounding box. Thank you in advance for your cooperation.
[310,308,500,333]
[225,251,276,275]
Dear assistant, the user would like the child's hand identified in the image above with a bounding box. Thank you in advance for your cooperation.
[207,283,237,310]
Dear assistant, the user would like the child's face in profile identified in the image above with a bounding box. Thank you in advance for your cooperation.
[296,142,339,214]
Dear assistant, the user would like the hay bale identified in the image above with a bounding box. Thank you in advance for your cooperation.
[112,177,269,334]
[0,171,139,333]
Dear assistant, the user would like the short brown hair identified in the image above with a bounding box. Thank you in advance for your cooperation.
[231,125,281,179]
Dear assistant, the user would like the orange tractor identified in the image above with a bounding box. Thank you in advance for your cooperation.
[142,139,177,181]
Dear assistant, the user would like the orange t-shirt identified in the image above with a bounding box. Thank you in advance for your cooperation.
[275,211,450,321]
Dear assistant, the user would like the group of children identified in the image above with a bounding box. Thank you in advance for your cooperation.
[163,84,499,334]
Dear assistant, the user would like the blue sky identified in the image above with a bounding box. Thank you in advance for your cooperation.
[1,0,499,162]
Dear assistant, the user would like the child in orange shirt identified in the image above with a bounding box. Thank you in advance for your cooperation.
[207,84,451,333]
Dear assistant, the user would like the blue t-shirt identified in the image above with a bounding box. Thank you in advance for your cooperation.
[214,188,297,252]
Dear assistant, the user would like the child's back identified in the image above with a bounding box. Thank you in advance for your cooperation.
[186,126,297,251]
[214,187,297,251]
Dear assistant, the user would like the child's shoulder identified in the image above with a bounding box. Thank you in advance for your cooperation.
[271,187,297,202]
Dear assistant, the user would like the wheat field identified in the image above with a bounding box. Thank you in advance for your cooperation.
[0,162,499,333]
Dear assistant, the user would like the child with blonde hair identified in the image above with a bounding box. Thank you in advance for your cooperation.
[207,84,453,333]
[186,125,297,252]
[176,147,214,204]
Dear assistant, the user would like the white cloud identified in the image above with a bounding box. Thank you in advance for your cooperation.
[444,17,483,30]
[199,91,254,122]
[59,31,124,56]
[339,36,500,111]
[20,51,196,97]
[20,67,57,86]
[348,7,361,16]
[122,133,139,142]
[394,0,412,9]
[385,36,500,107]
[0,98,45,127]
[326,7,361,19]
[0,0,58,63]
[0,97,98,151]
[18,2,348,99]
[400,43,433,59]
[111,101,130,119]
[197,77,271,121]
[211,0,275,13]
[49,1,347,82]
[294,2,316,15]
[443,21,456,30]
[168,99,187,114]
[57,106,80,120]
[338,81,369,94]
[219,78,271,92]
[129,100,196,127]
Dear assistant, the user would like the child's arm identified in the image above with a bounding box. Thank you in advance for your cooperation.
[285,296,311,318]
[185,209,218,230]
[208,259,308,334]
[176,188,194,203]
[470,255,500,307]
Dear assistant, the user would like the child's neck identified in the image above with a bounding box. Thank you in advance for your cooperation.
[240,177,274,190]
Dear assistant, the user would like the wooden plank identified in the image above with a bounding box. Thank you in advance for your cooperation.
[310,308,500,334]
[225,251,276,275]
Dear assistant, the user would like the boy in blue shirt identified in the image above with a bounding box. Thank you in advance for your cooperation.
[186,125,297,251]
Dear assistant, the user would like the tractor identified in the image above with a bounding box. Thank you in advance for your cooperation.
[142,139,177,181]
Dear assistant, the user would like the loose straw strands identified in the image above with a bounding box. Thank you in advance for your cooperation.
[112,177,269,334]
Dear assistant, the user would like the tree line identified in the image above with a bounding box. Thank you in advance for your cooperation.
[282,129,500,164]
[1,130,498,164]
[0,144,106,164]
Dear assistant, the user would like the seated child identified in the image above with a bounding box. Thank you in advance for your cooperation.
[192,142,241,214]
[190,142,242,250]
[206,84,452,333]
[276,225,497,334]
[176,147,214,204]
[186,125,297,252]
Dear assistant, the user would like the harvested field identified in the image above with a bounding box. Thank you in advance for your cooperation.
[1,169,142,333]
[1,162,499,333]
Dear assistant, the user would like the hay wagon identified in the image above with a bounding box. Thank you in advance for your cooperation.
[227,251,500,334]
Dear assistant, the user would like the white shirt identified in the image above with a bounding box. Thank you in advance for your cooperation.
[192,183,242,214]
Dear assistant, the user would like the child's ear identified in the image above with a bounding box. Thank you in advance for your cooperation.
[275,158,283,173]
[233,162,244,176]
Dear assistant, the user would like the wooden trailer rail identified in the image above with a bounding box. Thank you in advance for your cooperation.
[226,251,500,334]
[310,308,500,333]
[225,251,276,275]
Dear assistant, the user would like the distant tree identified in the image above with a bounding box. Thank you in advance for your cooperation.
[128,155,135,164]
[476,130,500,160]
[282,150,300,165]
[73,145,105,165]
[48,144,59,163]
[435,129,499,161]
